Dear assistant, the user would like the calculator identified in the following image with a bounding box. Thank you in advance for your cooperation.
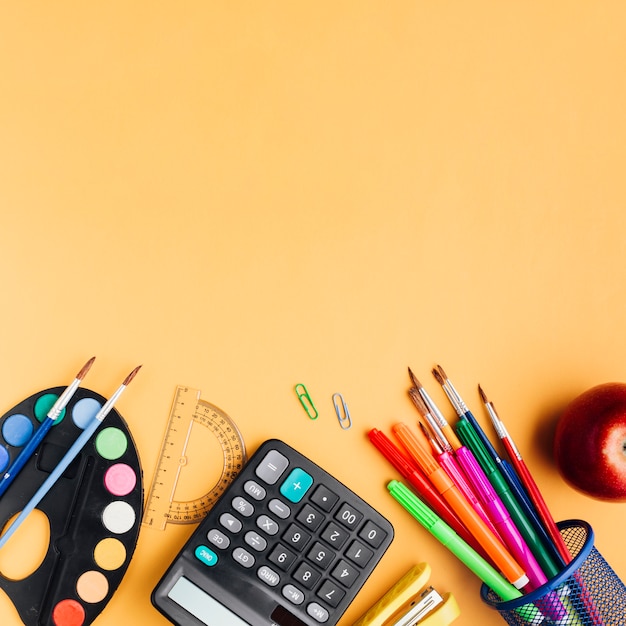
[152,439,394,626]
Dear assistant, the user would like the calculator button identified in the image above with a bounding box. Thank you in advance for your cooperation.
[232,496,254,517]
[255,449,289,484]
[297,504,324,531]
[306,542,335,570]
[194,545,218,567]
[344,540,373,566]
[257,514,280,536]
[334,503,363,530]
[232,547,255,568]
[293,562,322,589]
[244,531,267,551]
[268,544,297,571]
[220,513,242,533]
[244,480,266,500]
[268,498,291,519]
[330,559,359,588]
[320,522,348,548]
[153,440,394,626]
[316,580,345,607]
[358,520,388,548]
[282,584,305,605]
[283,523,312,551]
[310,485,339,512]
[280,468,314,503]
[307,602,330,623]
[257,565,280,587]
[207,529,230,550]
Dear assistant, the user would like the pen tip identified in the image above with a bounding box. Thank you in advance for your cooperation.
[123,365,142,386]
[77,356,96,380]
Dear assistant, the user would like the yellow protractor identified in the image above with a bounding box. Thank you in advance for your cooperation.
[143,386,246,530]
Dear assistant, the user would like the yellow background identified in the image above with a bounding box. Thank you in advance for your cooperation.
[1,2,626,625]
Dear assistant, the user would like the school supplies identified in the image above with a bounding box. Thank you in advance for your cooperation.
[352,562,460,626]
[332,392,352,429]
[386,480,545,626]
[152,438,393,626]
[391,423,529,590]
[0,376,143,626]
[479,385,571,566]
[0,365,141,550]
[388,365,626,624]
[143,385,246,530]
[0,356,95,498]
[368,428,489,561]
[295,383,319,420]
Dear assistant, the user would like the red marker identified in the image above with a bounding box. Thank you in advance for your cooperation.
[368,428,492,564]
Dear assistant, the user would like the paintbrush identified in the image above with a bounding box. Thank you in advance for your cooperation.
[0,365,141,549]
[0,357,96,499]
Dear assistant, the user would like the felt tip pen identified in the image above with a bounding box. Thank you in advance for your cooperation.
[456,418,569,612]
[419,422,500,539]
[0,357,96,499]
[453,399,558,558]
[368,429,489,560]
[407,389,499,536]
[392,423,529,590]
[433,366,544,530]
[0,365,141,550]
[456,441,570,622]
[387,480,544,625]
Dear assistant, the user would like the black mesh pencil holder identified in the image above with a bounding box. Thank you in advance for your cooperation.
[481,520,626,625]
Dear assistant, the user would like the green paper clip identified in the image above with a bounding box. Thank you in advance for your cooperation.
[295,384,319,420]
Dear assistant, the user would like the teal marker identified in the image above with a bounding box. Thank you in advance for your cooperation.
[455,419,559,579]
[387,480,545,624]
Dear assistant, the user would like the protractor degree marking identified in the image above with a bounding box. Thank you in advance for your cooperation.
[165,399,245,522]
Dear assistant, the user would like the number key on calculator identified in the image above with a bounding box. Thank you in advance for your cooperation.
[152,439,394,626]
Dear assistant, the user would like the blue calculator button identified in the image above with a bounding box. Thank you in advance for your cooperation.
[195,545,218,567]
[280,468,313,503]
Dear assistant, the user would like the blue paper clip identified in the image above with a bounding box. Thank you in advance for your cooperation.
[332,392,352,430]
[295,384,319,420]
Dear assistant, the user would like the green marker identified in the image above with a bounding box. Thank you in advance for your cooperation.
[387,480,544,625]
[455,419,559,578]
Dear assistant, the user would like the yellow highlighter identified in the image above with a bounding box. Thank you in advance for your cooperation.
[352,563,460,626]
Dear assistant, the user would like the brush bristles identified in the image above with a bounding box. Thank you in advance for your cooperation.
[77,356,96,380]
[408,387,430,417]
[418,420,442,454]
[407,367,422,389]
[431,367,445,385]
[478,384,489,404]
[122,365,142,386]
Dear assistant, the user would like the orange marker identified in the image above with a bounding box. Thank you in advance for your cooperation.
[392,423,529,590]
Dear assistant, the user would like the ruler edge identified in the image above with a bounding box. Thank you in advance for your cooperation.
[142,385,246,530]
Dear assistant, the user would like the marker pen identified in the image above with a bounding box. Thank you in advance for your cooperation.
[392,423,528,590]
[387,480,544,625]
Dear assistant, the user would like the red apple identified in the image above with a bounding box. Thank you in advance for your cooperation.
[554,382,626,500]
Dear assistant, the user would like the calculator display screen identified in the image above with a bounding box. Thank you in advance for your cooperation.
[168,576,252,626]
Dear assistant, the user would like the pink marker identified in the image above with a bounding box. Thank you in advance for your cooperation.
[419,422,502,541]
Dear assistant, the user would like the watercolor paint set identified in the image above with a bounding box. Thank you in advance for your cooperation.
[0,384,143,626]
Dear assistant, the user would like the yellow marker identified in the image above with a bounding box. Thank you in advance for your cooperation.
[352,563,460,626]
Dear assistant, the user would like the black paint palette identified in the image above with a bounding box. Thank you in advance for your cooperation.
[0,386,143,626]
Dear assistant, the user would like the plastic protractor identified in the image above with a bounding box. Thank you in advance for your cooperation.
[143,386,246,530]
